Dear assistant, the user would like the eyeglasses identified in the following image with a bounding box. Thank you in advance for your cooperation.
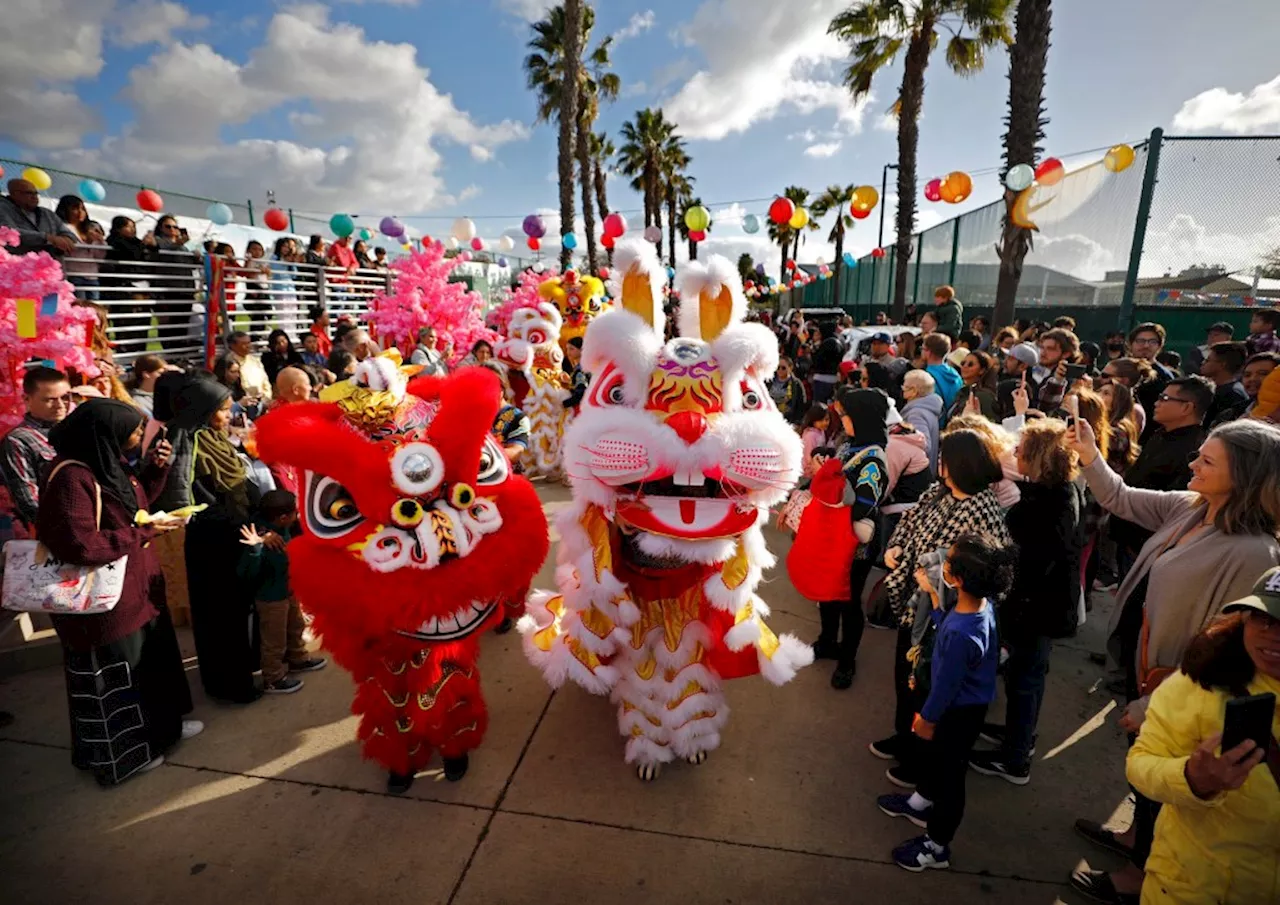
[1131,337,1161,346]
[1156,393,1189,404]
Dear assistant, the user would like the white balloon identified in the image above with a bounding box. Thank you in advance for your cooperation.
[1005,164,1036,192]
[447,237,459,250]
[499,235,515,252]
[643,225,661,243]
[451,217,476,242]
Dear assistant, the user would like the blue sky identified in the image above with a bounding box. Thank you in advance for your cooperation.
[3,0,1280,270]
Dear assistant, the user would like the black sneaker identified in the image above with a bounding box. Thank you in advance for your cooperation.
[387,771,415,795]
[968,751,1030,785]
[289,657,328,674]
[812,640,839,661]
[976,723,1037,755]
[493,618,515,635]
[265,676,304,694]
[869,734,906,761]
[885,763,919,789]
[443,754,469,782]
[830,665,855,689]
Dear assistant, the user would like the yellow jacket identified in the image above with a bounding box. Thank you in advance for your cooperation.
[1127,669,1280,905]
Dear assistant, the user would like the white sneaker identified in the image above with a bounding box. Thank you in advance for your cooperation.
[181,719,204,740]
[140,755,165,772]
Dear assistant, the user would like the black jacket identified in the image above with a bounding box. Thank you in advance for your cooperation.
[1003,481,1084,640]
[1109,423,1205,552]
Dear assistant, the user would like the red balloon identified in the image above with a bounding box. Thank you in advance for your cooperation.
[136,189,163,212]
[602,212,627,238]
[1035,157,1065,186]
[263,208,289,231]
[527,236,540,251]
[924,179,943,202]
[850,207,871,220]
[785,259,796,271]
[871,247,886,258]
[598,267,610,279]
[601,233,615,249]
[769,196,795,226]
[689,229,706,242]
[744,280,755,290]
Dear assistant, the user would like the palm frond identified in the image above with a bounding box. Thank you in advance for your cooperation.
[944,34,986,74]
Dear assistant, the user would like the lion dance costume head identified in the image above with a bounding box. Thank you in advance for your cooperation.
[519,239,812,781]
[255,352,549,789]
[537,268,608,352]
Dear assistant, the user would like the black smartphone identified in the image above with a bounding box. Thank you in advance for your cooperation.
[1065,363,1088,383]
[1222,692,1276,755]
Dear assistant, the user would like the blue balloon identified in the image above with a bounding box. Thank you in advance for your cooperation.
[666,266,676,279]
[207,202,233,226]
[755,263,766,276]
[562,233,578,250]
[498,257,509,268]
[743,213,760,234]
[79,179,106,203]
[843,252,856,267]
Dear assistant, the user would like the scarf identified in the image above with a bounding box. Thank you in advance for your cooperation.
[193,427,249,520]
[48,399,146,516]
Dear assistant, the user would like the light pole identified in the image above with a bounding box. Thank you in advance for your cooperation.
[878,162,898,250]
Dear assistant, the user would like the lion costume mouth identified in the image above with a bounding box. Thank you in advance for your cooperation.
[614,473,757,540]
[394,601,498,642]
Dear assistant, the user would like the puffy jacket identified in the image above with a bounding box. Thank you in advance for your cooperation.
[1002,481,1083,639]
[933,299,964,338]
[1128,669,1280,905]
[902,394,942,471]
[885,429,931,499]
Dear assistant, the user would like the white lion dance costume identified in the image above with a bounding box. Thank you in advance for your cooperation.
[495,301,570,477]
[519,240,813,780]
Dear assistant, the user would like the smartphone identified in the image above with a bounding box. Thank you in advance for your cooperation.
[1065,363,1088,383]
[1222,692,1276,755]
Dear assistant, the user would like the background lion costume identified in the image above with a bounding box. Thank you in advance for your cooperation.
[519,240,812,781]
[255,355,549,792]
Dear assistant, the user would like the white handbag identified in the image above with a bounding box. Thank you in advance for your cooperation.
[1,460,128,615]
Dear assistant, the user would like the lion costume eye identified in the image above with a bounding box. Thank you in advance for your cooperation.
[741,381,764,411]
[477,438,509,485]
[391,443,444,496]
[307,473,366,539]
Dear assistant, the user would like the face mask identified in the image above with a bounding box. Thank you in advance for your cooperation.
[1107,342,1124,352]
[941,571,957,590]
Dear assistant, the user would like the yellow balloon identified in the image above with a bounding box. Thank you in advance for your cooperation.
[852,185,880,212]
[22,167,52,191]
[1104,144,1135,173]
[788,207,809,230]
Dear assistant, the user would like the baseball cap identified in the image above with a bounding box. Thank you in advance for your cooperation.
[872,331,893,344]
[1221,566,1280,620]
[947,348,969,369]
[1207,321,1234,337]
[1009,342,1039,367]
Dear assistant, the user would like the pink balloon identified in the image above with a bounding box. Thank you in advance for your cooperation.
[470,237,484,251]
[459,251,472,262]
[924,178,943,203]
[603,212,627,238]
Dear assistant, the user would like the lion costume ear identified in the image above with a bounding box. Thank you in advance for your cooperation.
[675,254,746,342]
[609,239,665,338]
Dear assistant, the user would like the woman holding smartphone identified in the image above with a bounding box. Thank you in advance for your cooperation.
[1125,567,1280,904]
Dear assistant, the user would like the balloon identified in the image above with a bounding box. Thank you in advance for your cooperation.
[939,171,972,204]
[843,252,855,266]
[871,247,886,259]
[205,202,233,226]
[329,213,355,237]
[136,189,164,212]
[380,216,404,238]
[451,218,476,242]
[643,225,661,243]
[684,205,710,232]
[459,251,472,262]
[1005,164,1035,191]
[924,178,943,202]
[22,168,52,191]
[850,185,879,213]
[522,214,545,238]
[527,236,540,251]
[562,233,578,250]
[1104,144,1135,173]
[264,208,289,231]
[599,268,610,279]
[788,207,809,230]
[666,266,676,279]
[689,229,706,243]
[1035,157,1065,186]
[742,213,760,234]
[601,233,615,249]
[470,237,484,251]
[498,235,515,251]
[769,197,795,225]
[0,165,4,180]
[359,227,374,242]
[851,207,871,220]
[755,263,767,276]
[603,212,627,238]
[498,257,509,267]
[785,259,796,271]
[79,179,106,203]
[744,281,755,290]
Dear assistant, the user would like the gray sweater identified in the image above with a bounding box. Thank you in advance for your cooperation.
[1086,457,1280,675]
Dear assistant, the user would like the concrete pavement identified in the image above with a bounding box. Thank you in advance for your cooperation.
[0,482,1135,904]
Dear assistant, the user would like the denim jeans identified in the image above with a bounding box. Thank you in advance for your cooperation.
[1000,634,1052,767]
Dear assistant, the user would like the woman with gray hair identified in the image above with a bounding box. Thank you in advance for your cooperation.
[1066,417,1280,905]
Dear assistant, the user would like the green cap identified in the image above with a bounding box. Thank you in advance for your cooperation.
[1221,566,1280,620]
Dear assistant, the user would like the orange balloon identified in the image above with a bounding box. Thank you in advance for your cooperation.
[938,171,972,204]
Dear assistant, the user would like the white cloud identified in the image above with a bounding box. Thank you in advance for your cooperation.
[110,0,209,47]
[788,129,818,143]
[45,5,527,216]
[1172,73,1280,134]
[804,141,842,158]
[661,0,869,140]
[622,81,649,98]
[495,0,554,22]
[615,10,656,42]
[874,111,898,132]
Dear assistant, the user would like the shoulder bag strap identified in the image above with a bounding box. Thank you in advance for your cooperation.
[45,459,103,530]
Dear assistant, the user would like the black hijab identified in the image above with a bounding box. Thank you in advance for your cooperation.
[168,374,231,432]
[836,387,889,449]
[49,399,146,515]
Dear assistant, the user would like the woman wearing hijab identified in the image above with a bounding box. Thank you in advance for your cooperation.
[167,375,261,703]
[38,400,201,786]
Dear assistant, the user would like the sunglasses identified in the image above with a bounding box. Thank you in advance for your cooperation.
[1157,393,1189,404]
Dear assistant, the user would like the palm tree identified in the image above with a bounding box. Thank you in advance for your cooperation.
[666,171,695,267]
[589,131,615,225]
[830,0,1014,318]
[737,253,755,284]
[812,184,857,306]
[574,15,620,272]
[618,108,684,263]
[993,0,1051,330]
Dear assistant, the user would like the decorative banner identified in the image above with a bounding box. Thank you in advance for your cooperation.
[79,179,106,203]
[22,168,52,191]
[1005,164,1035,191]
[15,299,37,338]
[264,208,289,231]
[207,202,233,226]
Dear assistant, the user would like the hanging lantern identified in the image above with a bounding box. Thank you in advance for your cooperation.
[768,196,795,225]
[264,208,289,231]
[1035,157,1065,186]
[788,207,809,230]
[871,247,886,259]
[938,171,973,204]
[1104,145,1135,173]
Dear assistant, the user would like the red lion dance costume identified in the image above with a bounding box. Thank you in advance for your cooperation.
[519,240,813,781]
[255,354,549,793]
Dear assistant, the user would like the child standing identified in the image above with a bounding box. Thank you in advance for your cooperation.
[237,490,327,693]
[877,532,1012,871]
[799,404,830,477]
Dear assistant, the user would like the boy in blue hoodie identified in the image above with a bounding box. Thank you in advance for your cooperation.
[876,533,1013,872]
[238,490,326,694]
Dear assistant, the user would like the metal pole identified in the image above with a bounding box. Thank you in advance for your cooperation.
[911,232,923,307]
[1119,127,1164,334]
[288,208,296,233]
[878,163,897,250]
[247,199,255,227]
[948,217,961,286]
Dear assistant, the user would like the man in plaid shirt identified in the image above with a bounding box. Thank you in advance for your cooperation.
[0,366,71,528]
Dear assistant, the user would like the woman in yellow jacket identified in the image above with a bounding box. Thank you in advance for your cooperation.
[1126,566,1280,905]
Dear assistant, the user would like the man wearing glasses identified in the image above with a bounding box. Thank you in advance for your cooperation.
[0,366,72,528]
[1127,322,1176,441]
[0,180,79,257]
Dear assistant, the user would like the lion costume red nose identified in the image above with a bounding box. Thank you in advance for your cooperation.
[666,411,708,445]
